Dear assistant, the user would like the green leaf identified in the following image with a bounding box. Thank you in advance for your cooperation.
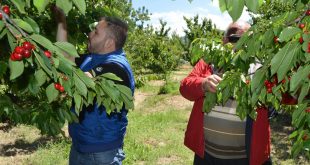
[34,69,47,86]
[33,0,49,13]
[28,75,40,94]
[12,19,33,33]
[218,0,228,13]
[298,82,310,104]
[0,21,4,31]
[24,17,40,34]
[202,92,217,113]
[33,52,52,76]
[0,61,8,78]
[251,67,266,93]
[279,27,301,42]
[11,0,26,14]
[56,0,72,16]
[289,130,299,139]
[30,34,55,51]
[290,65,310,92]
[0,29,8,40]
[120,93,134,110]
[292,104,307,128]
[7,31,17,52]
[73,73,87,97]
[73,92,82,112]
[58,60,73,75]
[72,0,86,15]
[9,60,24,80]
[302,40,309,52]
[100,80,118,102]
[46,83,59,103]
[54,42,79,57]
[100,73,122,81]
[116,84,133,99]
[226,0,244,22]
[271,42,300,81]
[75,70,96,89]
[263,29,274,47]
[245,0,261,13]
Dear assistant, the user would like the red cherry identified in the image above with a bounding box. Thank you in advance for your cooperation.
[299,37,303,44]
[11,52,23,61]
[14,46,25,54]
[54,83,61,90]
[306,10,310,16]
[303,135,308,141]
[274,36,279,44]
[306,109,310,113]
[281,79,286,84]
[0,13,2,20]
[2,6,10,15]
[267,88,272,93]
[22,41,33,50]
[10,53,17,61]
[264,80,270,86]
[268,83,274,88]
[246,79,250,85]
[299,23,305,29]
[23,49,31,58]
[63,76,69,81]
[59,86,65,92]
[44,50,52,58]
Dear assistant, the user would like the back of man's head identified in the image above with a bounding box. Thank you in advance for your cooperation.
[100,17,128,50]
[223,21,251,44]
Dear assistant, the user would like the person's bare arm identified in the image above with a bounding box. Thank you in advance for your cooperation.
[52,6,75,62]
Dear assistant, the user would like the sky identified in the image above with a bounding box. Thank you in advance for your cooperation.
[131,0,251,36]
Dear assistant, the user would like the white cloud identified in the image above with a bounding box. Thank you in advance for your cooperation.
[210,0,219,8]
[150,11,195,36]
[148,7,252,36]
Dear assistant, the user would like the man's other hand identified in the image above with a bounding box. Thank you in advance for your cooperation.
[84,72,93,78]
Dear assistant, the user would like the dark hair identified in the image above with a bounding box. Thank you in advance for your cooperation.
[100,16,128,50]
[225,27,241,43]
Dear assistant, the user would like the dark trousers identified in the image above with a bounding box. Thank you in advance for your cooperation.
[194,152,272,165]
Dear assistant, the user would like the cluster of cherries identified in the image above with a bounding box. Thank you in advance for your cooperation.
[264,76,287,93]
[10,42,34,61]
[54,83,65,93]
[10,41,52,61]
[0,5,10,19]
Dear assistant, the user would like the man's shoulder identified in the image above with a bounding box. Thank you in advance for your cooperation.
[75,54,89,67]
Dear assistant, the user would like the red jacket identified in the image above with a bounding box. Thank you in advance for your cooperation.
[179,59,271,165]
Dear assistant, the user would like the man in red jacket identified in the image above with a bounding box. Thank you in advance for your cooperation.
[179,21,272,165]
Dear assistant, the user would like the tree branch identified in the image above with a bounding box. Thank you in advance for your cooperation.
[0,8,28,38]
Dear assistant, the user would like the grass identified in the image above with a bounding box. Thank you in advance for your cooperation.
[22,140,71,165]
[124,106,193,164]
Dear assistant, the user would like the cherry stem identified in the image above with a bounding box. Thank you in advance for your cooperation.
[0,8,28,39]
[286,5,310,26]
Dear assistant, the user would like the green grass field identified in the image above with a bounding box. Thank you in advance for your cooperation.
[0,66,309,165]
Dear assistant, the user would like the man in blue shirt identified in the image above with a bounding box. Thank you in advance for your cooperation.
[54,7,135,165]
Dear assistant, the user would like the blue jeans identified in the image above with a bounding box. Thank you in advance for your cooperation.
[69,146,125,165]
